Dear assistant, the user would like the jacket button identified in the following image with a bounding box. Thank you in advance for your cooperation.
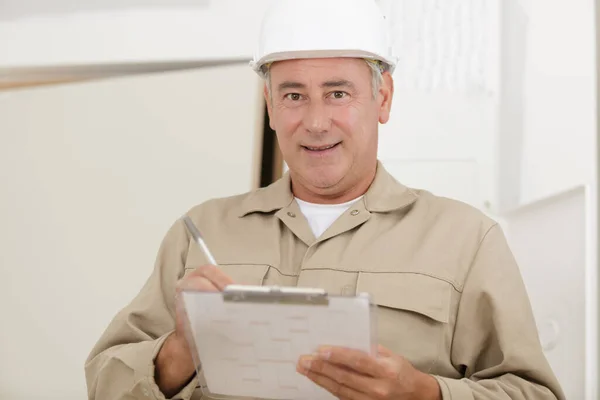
[287,211,296,218]
[350,210,359,216]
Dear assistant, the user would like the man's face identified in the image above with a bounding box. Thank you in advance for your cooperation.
[265,58,393,202]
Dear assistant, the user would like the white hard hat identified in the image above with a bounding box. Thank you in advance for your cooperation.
[250,0,397,75]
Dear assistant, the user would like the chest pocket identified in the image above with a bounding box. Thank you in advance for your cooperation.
[183,264,270,286]
[356,272,452,372]
[182,236,271,286]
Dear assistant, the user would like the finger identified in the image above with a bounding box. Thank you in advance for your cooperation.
[316,346,388,377]
[196,265,234,290]
[179,265,233,291]
[176,275,220,292]
[297,363,371,400]
[298,356,376,395]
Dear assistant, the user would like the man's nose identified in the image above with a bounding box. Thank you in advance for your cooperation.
[303,101,331,134]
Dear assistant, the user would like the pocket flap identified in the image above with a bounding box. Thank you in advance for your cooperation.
[356,273,452,323]
[212,264,270,286]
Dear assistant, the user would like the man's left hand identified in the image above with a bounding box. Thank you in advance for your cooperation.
[296,345,441,400]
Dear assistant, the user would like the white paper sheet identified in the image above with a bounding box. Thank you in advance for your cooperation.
[181,290,375,400]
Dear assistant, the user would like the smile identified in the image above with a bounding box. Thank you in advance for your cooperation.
[302,142,341,152]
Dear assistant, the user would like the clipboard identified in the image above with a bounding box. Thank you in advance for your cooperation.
[180,284,378,400]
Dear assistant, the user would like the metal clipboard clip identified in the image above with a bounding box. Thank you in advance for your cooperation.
[222,284,330,305]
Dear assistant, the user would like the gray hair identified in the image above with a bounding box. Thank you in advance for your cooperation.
[262,59,388,100]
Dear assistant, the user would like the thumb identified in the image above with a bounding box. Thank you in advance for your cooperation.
[377,344,394,358]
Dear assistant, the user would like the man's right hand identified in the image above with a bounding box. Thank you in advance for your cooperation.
[155,265,234,397]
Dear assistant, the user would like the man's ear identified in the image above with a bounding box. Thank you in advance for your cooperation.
[378,72,394,124]
[263,83,275,131]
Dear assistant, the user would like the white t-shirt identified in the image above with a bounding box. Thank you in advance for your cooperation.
[295,196,364,238]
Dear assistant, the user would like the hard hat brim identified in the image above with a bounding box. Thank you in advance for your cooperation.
[250,49,397,75]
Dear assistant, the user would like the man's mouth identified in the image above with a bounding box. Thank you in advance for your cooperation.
[301,142,341,152]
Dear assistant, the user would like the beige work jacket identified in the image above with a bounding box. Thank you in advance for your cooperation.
[85,162,565,400]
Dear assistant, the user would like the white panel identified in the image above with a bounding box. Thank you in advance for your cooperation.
[378,91,496,211]
[503,187,587,399]
[379,92,495,159]
[519,0,596,204]
[389,0,499,95]
[0,0,210,20]
[381,159,480,207]
[495,0,528,212]
[0,0,275,68]
[0,65,262,399]
[379,0,500,213]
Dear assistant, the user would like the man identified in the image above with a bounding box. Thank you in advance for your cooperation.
[85,0,565,399]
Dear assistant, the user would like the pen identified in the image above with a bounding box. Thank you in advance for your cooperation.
[182,215,218,266]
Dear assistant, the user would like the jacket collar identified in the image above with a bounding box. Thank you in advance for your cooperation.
[237,160,419,217]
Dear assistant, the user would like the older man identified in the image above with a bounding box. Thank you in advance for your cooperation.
[85,0,565,399]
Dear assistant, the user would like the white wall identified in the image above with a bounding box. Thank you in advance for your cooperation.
[520,0,597,204]
[0,65,263,400]
[518,1,598,397]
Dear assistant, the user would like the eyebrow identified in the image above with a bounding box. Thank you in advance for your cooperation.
[277,79,355,91]
[321,79,355,89]
[278,81,306,91]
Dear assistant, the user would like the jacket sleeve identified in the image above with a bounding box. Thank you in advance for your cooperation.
[85,217,199,400]
[433,223,566,400]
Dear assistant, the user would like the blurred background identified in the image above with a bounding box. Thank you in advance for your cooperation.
[0,0,597,398]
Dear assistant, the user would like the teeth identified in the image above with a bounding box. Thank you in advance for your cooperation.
[307,144,336,151]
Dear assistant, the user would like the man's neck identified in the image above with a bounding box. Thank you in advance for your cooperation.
[290,166,377,205]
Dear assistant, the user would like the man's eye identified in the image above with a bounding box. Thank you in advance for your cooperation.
[331,91,347,99]
[285,93,302,101]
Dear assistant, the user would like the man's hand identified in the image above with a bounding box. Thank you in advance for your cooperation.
[297,345,441,400]
[155,265,234,397]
